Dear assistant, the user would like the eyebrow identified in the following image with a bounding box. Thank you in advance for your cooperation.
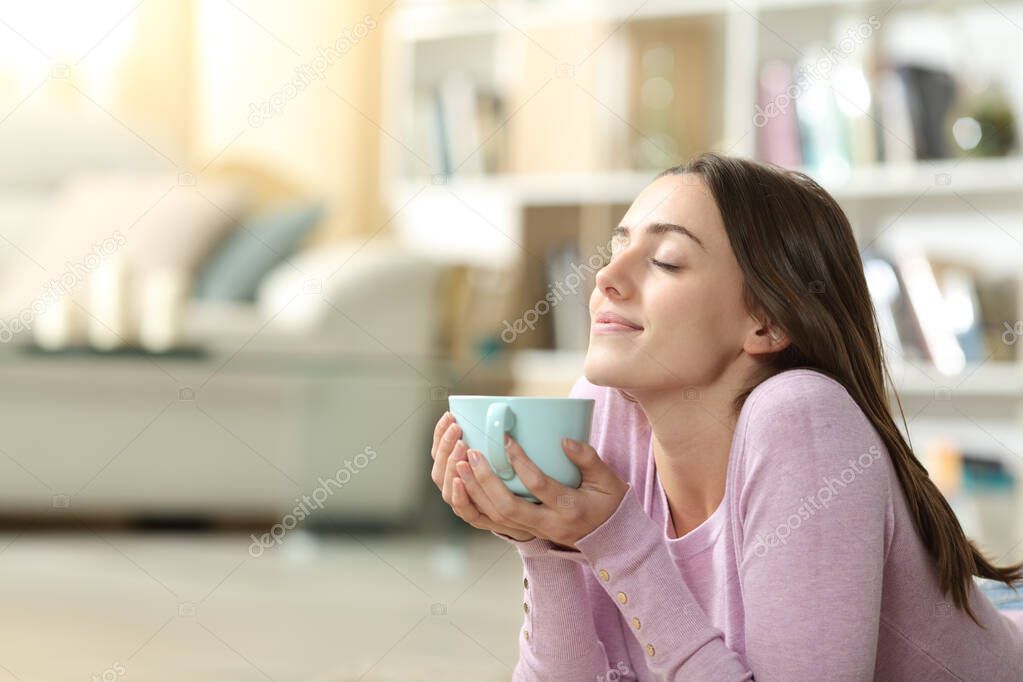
[612,222,706,250]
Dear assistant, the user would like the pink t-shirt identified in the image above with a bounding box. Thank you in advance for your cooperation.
[504,368,1023,680]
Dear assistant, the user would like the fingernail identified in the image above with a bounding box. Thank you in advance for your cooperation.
[468,449,479,465]
[563,437,579,453]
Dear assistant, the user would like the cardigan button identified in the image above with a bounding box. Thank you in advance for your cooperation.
[523,601,529,613]
[523,576,528,589]
[524,629,530,641]
[616,591,628,604]
[598,569,610,581]
[645,643,655,656]
[632,616,641,630]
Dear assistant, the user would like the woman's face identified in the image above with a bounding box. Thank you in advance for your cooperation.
[585,173,756,391]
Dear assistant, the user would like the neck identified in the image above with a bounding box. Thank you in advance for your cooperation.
[631,377,745,536]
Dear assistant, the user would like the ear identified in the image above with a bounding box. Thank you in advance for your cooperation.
[744,318,791,357]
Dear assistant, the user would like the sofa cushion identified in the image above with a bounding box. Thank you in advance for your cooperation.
[193,203,325,302]
[256,237,448,358]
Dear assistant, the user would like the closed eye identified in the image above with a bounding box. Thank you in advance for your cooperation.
[650,258,680,272]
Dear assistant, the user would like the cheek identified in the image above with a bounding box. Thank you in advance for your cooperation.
[650,276,746,346]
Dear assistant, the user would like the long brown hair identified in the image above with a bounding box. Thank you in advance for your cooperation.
[649,153,1022,626]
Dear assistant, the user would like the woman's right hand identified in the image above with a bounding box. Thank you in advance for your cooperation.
[431,411,535,542]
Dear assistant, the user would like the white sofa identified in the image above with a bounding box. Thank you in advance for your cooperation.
[0,114,502,524]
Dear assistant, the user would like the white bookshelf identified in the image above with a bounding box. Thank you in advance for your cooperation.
[390,0,951,42]
[891,361,1023,398]
[391,155,1023,209]
[380,0,1023,474]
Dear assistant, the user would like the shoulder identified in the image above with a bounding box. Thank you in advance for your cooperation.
[741,367,862,430]
[735,368,889,480]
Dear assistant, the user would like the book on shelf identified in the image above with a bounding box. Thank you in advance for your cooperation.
[876,67,917,164]
[475,89,506,176]
[835,61,879,167]
[935,265,987,363]
[793,51,850,176]
[925,441,1017,552]
[894,64,957,160]
[891,246,968,375]
[862,250,909,358]
[413,92,445,178]
[438,74,483,176]
[756,59,802,169]
[865,244,1016,373]
[755,13,1020,171]
[417,75,508,178]
[974,275,1018,364]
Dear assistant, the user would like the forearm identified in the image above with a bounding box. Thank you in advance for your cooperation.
[504,536,623,681]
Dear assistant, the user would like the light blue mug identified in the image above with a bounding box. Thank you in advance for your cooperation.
[447,395,595,503]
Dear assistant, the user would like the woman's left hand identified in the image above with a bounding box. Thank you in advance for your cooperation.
[453,435,629,550]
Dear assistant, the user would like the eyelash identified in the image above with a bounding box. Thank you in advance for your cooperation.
[602,248,680,272]
[650,258,680,272]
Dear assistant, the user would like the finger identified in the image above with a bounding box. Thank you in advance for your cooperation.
[431,420,456,484]
[431,411,454,459]
[431,421,461,488]
[561,438,608,481]
[504,434,574,508]
[450,475,495,528]
[455,460,533,534]
[442,438,468,504]
[465,447,546,529]
[452,477,532,539]
[450,474,480,521]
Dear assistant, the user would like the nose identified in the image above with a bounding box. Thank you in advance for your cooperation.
[595,247,631,299]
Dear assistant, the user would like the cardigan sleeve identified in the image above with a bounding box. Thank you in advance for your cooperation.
[572,374,891,680]
[497,536,638,681]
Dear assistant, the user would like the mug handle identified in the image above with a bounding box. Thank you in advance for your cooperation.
[485,402,516,481]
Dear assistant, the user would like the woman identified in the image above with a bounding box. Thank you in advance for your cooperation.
[430,154,1023,680]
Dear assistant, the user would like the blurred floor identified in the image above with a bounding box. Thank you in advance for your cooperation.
[0,530,523,681]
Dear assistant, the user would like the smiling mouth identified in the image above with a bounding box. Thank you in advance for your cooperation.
[591,321,643,334]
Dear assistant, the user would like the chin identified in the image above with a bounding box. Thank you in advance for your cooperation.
[583,346,634,389]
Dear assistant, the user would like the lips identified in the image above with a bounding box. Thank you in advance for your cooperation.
[593,310,643,332]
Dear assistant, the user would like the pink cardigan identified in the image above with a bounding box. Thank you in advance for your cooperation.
[501,369,1023,680]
